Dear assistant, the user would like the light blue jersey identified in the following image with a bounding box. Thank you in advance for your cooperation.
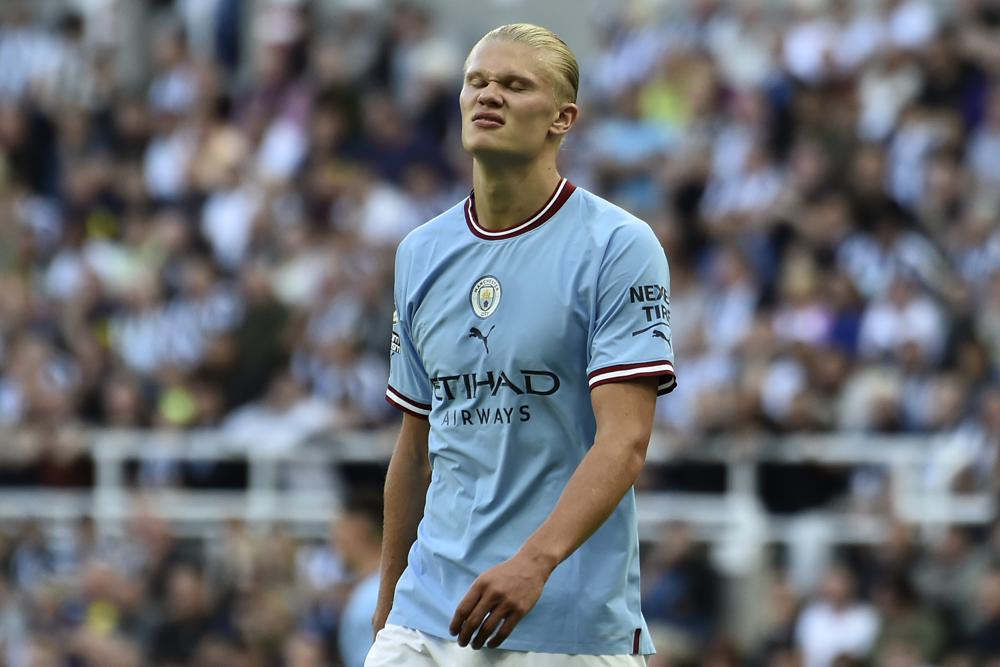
[384,179,675,656]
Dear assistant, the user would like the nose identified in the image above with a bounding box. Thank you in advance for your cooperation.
[476,82,503,108]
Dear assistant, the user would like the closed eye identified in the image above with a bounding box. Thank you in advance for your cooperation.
[465,71,534,91]
[505,77,533,91]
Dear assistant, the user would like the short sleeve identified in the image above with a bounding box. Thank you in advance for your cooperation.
[385,248,433,418]
[587,223,676,396]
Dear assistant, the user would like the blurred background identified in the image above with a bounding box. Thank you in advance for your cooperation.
[1,0,1000,665]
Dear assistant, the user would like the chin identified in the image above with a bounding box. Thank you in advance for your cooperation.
[470,147,534,165]
[463,136,534,163]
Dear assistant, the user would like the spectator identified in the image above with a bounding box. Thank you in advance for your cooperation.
[148,563,214,665]
[795,564,880,667]
[221,373,334,453]
[643,522,719,655]
[748,571,803,667]
[872,575,945,665]
[914,526,990,637]
[284,632,328,667]
[969,568,1000,663]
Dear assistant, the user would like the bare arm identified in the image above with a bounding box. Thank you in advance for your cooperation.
[372,413,431,633]
[450,379,658,648]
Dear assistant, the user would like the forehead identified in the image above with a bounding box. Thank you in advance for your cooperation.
[464,39,551,81]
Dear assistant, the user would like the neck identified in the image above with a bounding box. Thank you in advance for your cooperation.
[471,158,562,232]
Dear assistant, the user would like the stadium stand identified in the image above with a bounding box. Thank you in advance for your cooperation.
[1,0,1000,665]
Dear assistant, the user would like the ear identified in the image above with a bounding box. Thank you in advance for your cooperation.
[549,102,579,139]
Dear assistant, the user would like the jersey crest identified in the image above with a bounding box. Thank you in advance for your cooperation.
[470,275,501,318]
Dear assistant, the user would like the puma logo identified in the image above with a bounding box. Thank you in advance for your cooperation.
[652,330,668,341]
[468,325,495,354]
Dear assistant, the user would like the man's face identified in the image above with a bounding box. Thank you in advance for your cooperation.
[460,40,567,163]
[333,513,378,569]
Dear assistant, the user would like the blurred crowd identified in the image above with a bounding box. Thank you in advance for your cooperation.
[0,499,386,667]
[0,0,463,445]
[642,520,1000,667]
[0,0,999,477]
[3,0,1000,664]
[1,0,1000,467]
[1,510,999,667]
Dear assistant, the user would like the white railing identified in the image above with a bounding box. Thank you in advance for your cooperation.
[0,428,993,544]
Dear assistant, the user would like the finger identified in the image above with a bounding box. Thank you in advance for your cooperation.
[486,610,524,648]
[449,584,482,635]
[471,607,508,650]
[458,598,496,647]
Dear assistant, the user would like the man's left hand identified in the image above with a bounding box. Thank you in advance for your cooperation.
[448,552,552,649]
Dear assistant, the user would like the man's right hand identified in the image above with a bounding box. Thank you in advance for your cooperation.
[371,413,431,638]
[371,602,392,636]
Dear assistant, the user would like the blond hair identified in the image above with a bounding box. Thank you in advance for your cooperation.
[469,23,579,104]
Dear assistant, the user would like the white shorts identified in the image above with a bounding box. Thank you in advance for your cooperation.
[364,624,650,667]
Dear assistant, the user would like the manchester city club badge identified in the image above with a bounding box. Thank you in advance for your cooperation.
[470,276,501,318]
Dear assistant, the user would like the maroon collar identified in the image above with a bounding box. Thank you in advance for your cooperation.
[465,178,576,241]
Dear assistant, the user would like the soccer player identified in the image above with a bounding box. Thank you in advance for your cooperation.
[368,23,676,667]
[336,492,384,667]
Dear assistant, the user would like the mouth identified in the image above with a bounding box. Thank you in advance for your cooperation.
[472,112,505,128]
